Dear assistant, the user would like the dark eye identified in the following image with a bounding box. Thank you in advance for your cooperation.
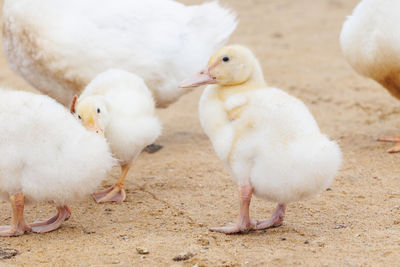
[97,108,101,114]
[222,56,230,62]
[78,115,81,120]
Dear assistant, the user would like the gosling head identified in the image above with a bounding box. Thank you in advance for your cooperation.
[179,45,256,88]
[70,95,109,136]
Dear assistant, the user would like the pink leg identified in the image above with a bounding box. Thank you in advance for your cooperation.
[0,193,31,236]
[92,163,131,203]
[377,136,400,153]
[92,185,126,203]
[255,204,286,230]
[30,206,71,233]
[210,185,256,234]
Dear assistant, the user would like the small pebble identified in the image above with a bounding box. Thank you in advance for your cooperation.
[136,248,149,255]
[144,144,163,153]
[0,248,18,259]
[173,252,194,262]
[334,224,347,229]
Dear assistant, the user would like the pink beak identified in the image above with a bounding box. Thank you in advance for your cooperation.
[179,68,217,88]
[86,123,104,137]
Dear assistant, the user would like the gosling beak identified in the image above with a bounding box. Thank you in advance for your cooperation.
[86,122,104,136]
[179,68,217,88]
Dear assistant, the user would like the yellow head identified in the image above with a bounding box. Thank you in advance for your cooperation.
[179,45,258,88]
[70,95,109,135]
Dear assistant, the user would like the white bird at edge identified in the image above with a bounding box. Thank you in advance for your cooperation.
[2,0,237,108]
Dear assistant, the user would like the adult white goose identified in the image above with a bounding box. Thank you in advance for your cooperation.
[340,0,400,153]
[3,0,237,108]
[180,45,342,234]
[0,88,115,236]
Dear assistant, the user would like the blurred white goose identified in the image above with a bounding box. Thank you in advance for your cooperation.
[0,88,115,236]
[72,69,161,203]
[180,45,342,234]
[340,0,400,153]
[3,0,237,108]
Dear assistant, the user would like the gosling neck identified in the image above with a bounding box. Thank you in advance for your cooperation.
[216,61,267,102]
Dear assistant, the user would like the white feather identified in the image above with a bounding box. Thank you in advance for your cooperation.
[0,89,115,205]
[225,94,248,111]
[200,75,342,205]
[340,0,400,96]
[3,0,237,107]
[77,69,162,165]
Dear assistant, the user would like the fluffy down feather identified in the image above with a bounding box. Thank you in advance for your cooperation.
[182,45,342,234]
[0,89,115,205]
[3,0,237,107]
[200,87,342,204]
[196,45,342,205]
[73,69,161,203]
[76,69,162,164]
[340,0,400,99]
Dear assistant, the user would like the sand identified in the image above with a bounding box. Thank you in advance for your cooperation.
[1,0,400,266]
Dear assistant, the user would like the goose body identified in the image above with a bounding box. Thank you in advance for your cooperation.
[200,87,340,203]
[74,69,161,203]
[0,89,115,236]
[3,0,237,107]
[181,45,342,234]
[341,0,400,98]
[340,0,400,152]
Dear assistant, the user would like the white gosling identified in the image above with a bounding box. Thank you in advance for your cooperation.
[3,0,237,108]
[72,69,162,203]
[340,0,400,153]
[180,45,342,234]
[0,89,115,236]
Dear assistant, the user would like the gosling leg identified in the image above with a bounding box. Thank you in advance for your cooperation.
[378,136,400,153]
[0,192,31,236]
[30,205,71,233]
[254,204,286,230]
[92,162,132,203]
[210,185,256,234]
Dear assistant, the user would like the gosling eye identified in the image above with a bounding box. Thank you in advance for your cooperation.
[78,115,81,120]
[97,108,101,114]
[222,56,230,62]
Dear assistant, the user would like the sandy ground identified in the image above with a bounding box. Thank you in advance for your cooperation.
[1,0,400,266]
